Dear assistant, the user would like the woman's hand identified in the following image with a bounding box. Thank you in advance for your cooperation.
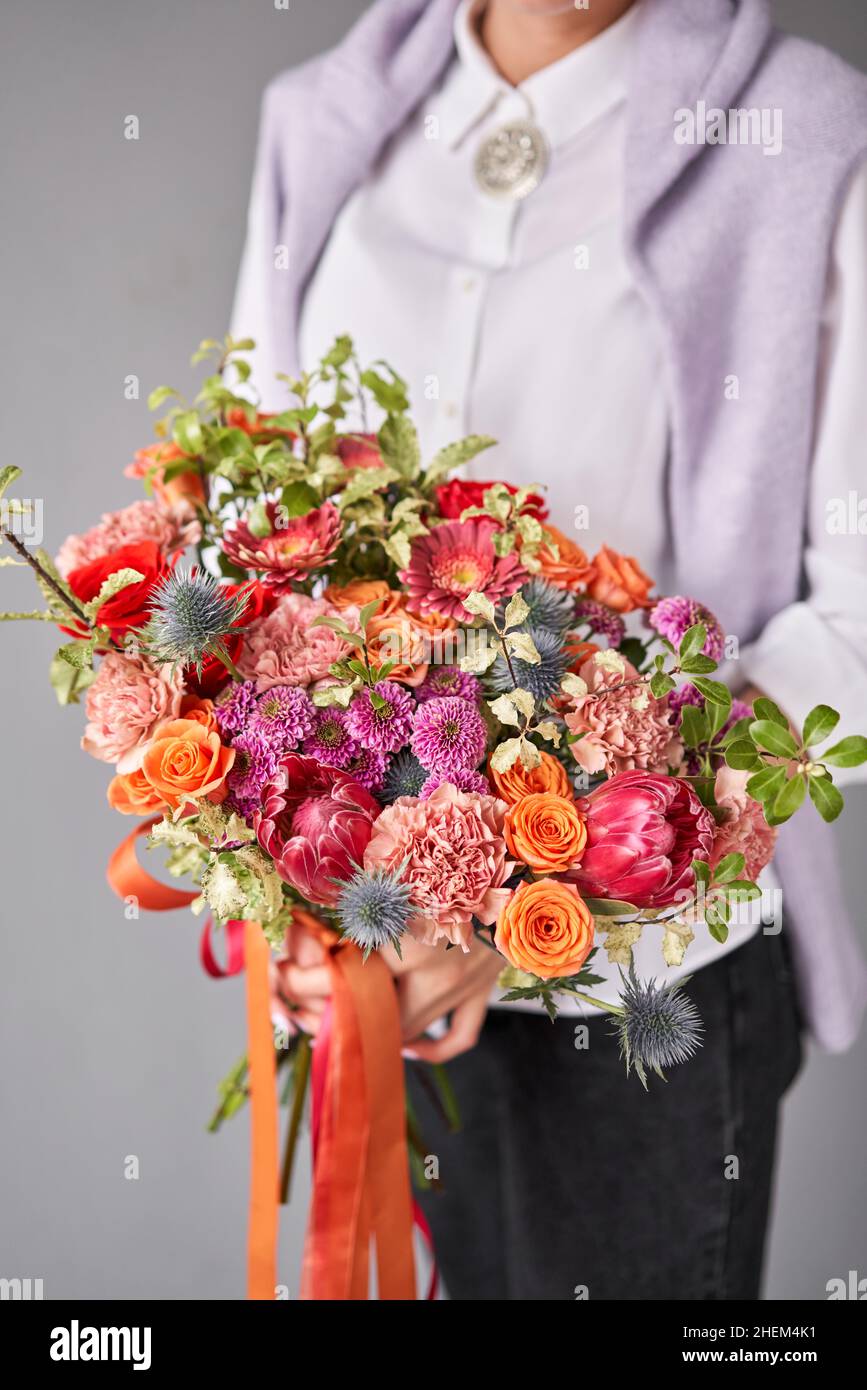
[383,935,504,1063]
[269,916,333,1037]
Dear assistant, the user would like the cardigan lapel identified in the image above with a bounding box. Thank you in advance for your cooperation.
[283,0,461,368]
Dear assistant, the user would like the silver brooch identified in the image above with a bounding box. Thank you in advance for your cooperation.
[473,119,549,201]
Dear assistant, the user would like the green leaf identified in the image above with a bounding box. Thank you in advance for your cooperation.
[691,676,731,708]
[422,434,497,489]
[691,858,711,887]
[820,735,867,769]
[807,773,844,822]
[280,480,320,518]
[0,464,22,499]
[802,704,840,748]
[752,696,788,728]
[650,671,676,698]
[680,703,709,749]
[618,637,647,670]
[84,568,144,619]
[173,410,204,458]
[749,719,799,759]
[339,466,399,508]
[462,590,497,623]
[680,653,718,675]
[745,764,787,803]
[502,592,530,632]
[147,385,181,411]
[678,622,707,661]
[725,739,764,772]
[360,367,410,415]
[377,415,420,481]
[705,902,730,943]
[49,650,96,705]
[506,631,541,665]
[713,852,745,884]
[583,898,639,917]
[770,773,806,822]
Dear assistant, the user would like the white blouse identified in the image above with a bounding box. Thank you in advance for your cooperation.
[296,0,867,1013]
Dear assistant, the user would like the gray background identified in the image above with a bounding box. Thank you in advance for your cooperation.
[0,0,864,1300]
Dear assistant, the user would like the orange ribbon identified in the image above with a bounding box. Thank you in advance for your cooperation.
[244,919,280,1300]
[300,942,416,1300]
[106,817,199,910]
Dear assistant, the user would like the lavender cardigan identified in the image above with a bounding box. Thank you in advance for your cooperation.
[232,0,867,1050]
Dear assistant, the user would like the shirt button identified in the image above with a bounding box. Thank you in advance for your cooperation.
[443,401,460,419]
[462,276,478,293]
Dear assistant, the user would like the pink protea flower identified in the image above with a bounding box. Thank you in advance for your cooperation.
[649,596,725,662]
[221,500,341,591]
[564,652,682,777]
[237,592,354,692]
[400,517,527,621]
[255,754,381,907]
[345,681,415,754]
[568,770,715,909]
[363,782,514,949]
[710,766,778,881]
[411,695,488,776]
[56,499,200,577]
[82,651,184,772]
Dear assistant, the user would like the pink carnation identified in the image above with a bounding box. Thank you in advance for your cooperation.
[56,499,200,577]
[710,766,778,881]
[82,652,184,772]
[564,653,682,777]
[363,782,514,950]
[237,592,354,692]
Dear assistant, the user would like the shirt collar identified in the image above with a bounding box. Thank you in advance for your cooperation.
[441,0,641,150]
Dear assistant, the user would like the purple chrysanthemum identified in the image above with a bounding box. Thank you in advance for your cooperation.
[419,769,490,799]
[345,747,390,795]
[668,682,704,716]
[248,684,315,753]
[346,680,415,754]
[573,598,626,648]
[214,679,259,737]
[301,707,359,770]
[649,596,725,662]
[415,665,482,705]
[411,695,488,776]
[225,728,281,822]
[669,685,753,774]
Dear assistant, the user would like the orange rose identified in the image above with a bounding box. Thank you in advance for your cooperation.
[504,793,587,872]
[489,749,573,805]
[107,766,166,816]
[366,603,457,686]
[141,717,234,815]
[495,879,595,979]
[587,545,654,612]
[179,694,217,731]
[536,525,595,593]
[323,580,398,614]
[128,441,206,508]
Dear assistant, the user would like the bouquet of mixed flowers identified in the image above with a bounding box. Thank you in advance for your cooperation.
[3,333,865,1297]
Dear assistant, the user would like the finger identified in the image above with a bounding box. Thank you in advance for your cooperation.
[280,963,333,999]
[289,922,328,968]
[406,993,489,1064]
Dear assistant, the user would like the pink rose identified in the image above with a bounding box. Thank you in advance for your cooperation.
[364,782,515,950]
[56,498,200,577]
[710,766,778,881]
[565,653,682,777]
[82,652,184,771]
[237,592,355,692]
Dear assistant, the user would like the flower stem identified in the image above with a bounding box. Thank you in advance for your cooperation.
[0,526,108,636]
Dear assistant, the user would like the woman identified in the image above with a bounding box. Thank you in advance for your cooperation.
[232,0,867,1299]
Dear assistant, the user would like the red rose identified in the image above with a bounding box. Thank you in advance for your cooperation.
[186,579,277,697]
[434,479,548,521]
[66,541,170,641]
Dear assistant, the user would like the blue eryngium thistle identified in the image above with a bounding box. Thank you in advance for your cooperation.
[380,749,428,804]
[487,625,568,702]
[613,963,703,1088]
[335,865,413,958]
[499,578,576,636]
[141,568,248,675]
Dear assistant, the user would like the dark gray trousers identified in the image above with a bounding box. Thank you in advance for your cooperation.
[408,929,803,1300]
